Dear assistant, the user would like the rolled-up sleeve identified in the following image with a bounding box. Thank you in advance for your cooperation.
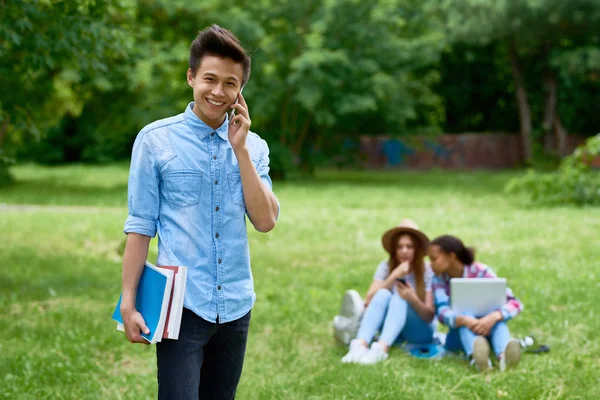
[499,286,524,322]
[257,139,280,220]
[124,131,159,237]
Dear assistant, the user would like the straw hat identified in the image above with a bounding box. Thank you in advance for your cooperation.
[381,218,430,255]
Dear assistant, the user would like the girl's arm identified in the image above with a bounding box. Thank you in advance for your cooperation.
[432,276,458,328]
[405,291,435,322]
[365,261,409,305]
[499,286,524,321]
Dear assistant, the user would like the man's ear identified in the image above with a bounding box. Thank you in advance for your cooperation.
[187,68,194,87]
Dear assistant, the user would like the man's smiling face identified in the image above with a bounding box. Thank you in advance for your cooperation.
[187,55,244,129]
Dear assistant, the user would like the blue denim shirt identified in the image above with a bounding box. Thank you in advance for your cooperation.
[124,102,279,323]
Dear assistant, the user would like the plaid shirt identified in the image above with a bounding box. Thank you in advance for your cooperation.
[432,262,523,329]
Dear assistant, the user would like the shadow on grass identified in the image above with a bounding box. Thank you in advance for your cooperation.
[0,179,128,206]
[279,169,521,194]
[1,164,524,206]
[1,246,121,302]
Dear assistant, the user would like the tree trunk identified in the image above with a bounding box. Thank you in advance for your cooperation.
[543,69,557,142]
[292,114,313,156]
[280,97,289,146]
[0,113,10,149]
[508,42,533,163]
[543,68,569,156]
[554,114,568,156]
[542,42,556,138]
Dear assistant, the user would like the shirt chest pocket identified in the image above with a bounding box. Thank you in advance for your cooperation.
[228,172,245,207]
[163,171,203,208]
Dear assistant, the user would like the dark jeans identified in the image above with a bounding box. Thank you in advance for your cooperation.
[156,308,252,400]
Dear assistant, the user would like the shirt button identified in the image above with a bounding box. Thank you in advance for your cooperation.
[214,180,218,185]
[213,155,217,160]
[211,132,215,137]
[218,259,222,264]
[217,285,222,290]
[215,233,219,238]
[215,206,220,212]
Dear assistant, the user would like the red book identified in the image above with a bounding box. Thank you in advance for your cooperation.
[156,265,187,340]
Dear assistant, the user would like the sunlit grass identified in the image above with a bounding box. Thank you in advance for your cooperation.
[1,164,599,399]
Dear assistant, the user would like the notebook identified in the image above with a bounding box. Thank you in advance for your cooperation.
[112,261,175,343]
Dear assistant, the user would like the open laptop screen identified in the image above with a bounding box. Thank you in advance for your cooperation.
[450,278,506,317]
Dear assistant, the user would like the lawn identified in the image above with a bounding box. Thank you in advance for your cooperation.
[1,164,599,399]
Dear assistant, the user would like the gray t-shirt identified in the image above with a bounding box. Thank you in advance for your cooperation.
[373,260,434,293]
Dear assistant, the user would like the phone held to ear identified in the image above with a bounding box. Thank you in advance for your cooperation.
[229,85,245,120]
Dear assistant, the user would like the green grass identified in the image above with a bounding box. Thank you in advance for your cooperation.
[1,164,599,399]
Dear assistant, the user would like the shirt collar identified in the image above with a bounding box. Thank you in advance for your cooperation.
[184,102,229,141]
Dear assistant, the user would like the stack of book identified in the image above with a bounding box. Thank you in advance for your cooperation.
[112,261,187,343]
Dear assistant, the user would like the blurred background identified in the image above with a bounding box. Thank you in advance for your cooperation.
[1,0,599,184]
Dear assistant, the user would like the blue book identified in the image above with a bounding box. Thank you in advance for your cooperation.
[112,262,174,344]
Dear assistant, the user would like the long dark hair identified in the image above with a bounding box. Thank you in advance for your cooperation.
[430,235,475,265]
[388,232,426,301]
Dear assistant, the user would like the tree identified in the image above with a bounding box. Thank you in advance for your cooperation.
[0,0,137,173]
[225,0,446,170]
[441,0,600,161]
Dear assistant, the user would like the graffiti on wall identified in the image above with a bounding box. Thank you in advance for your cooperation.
[359,133,586,169]
[361,134,521,170]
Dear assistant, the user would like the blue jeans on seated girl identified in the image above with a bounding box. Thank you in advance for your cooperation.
[356,288,434,345]
[444,313,512,356]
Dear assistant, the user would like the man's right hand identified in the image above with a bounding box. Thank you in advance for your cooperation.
[122,308,150,344]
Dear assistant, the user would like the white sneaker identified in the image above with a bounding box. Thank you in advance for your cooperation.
[333,290,364,345]
[469,357,493,371]
[499,339,521,371]
[358,342,389,365]
[341,339,369,363]
[472,336,492,372]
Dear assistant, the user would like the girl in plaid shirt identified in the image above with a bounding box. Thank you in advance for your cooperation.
[429,235,523,372]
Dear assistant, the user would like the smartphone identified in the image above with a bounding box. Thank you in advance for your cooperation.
[229,85,245,120]
[396,278,407,285]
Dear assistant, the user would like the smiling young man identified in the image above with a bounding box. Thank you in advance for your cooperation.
[120,25,279,399]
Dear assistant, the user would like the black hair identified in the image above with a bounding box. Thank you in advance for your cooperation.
[189,24,251,85]
[431,235,475,265]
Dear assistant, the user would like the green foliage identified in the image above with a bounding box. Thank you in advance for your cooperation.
[506,134,600,206]
[439,0,600,159]
[441,0,600,45]
[237,0,445,164]
[265,142,296,181]
[0,0,137,141]
[6,0,446,173]
[436,42,519,133]
[5,0,600,175]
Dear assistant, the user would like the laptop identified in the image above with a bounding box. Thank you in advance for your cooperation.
[450,278,506,317]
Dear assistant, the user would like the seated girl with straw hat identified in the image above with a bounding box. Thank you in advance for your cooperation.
[333,219,436,364]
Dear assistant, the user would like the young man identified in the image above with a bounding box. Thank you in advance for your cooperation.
[120,25,279,399]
